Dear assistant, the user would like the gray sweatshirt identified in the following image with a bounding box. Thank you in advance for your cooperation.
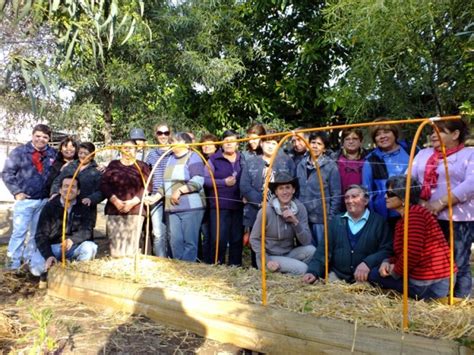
[250,197,312,261]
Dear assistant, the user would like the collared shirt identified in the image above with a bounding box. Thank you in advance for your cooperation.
[342,208,370,235]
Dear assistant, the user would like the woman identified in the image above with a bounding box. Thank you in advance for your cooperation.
[47,136,78,194]
[368,175,457,300]
[204,130,243,265]
[146,123,172,257]
[333,128,367,202]
[52,142,104,235]
[240,130,295,267]
[411,119,473,298]
[362,119,411,227]
[297,131,341,248]
[250,172,315,275]
[242,123,265,161]
[145,132,206,262]
[100,139,151,257]
[200,133,218,159]
[198,132,219,262]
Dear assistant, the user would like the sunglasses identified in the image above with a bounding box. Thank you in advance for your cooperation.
[156,131,170,136]
[385,190,398,198]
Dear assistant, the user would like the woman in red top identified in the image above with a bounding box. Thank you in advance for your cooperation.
[368,175,456,300]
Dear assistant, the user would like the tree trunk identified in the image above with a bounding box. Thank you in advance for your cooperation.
[102,87,114,146]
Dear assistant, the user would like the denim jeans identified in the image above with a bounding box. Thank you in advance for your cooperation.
[310,223,325,248]
[439,220,473,298]
[29,241,98,276]
[209,209,243,266]
[264,245,316,275]
[150,203,168,257]
[167,210,204,262]
[7,198,47,269]
[368,267,453,300]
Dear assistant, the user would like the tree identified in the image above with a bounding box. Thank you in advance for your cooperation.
[323,0,474,120]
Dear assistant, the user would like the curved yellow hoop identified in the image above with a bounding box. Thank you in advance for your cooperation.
[61,144,149,269]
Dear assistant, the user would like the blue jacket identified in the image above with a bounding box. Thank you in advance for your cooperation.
[240,152,295,228]
[362,145,410,219]
[2,142,56,199]
[204,150,243,210]
[297,154,341,224]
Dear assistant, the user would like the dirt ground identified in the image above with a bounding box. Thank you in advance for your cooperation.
[0,212,247,354]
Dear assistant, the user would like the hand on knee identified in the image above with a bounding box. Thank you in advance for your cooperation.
[267,260,280,272]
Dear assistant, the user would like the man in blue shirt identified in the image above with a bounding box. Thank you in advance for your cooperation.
[303,185,392,284]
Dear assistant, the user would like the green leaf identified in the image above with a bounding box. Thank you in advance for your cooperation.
[120,17,136,45]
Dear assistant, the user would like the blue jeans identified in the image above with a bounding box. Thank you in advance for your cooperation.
[7,198,47,269]
[150,203,168,257]
[439,220,473,298]
[167,210,204,262]
[310,223,325,248]
[209,209,243,266]
[29,241,98,276]
[368,267,453,300]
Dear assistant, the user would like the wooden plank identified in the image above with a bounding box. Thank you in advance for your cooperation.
[47,267,466,355]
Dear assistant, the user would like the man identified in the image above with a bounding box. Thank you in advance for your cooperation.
[302,185,392,284]
[2,124,57,270]
[29,175,97,277]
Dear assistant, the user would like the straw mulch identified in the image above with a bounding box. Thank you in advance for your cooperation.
[68,257,473,341]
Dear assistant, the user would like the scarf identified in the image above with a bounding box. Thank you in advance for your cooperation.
[271,197,298,216]
[420,144,464,200]
[32,150,46,174]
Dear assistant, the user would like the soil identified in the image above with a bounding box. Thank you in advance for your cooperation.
[0,223,247,354]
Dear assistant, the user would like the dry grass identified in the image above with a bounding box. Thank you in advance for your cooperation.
[68,256,474,341]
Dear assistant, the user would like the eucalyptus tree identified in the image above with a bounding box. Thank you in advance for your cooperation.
[323,0,474,120]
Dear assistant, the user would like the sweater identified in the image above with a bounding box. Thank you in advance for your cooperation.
[306,210,392,282]
[204,150,243,210]
[2,141,57,199]
[35,196,93,259]
[100,160,151,216]
[158,151,206,213]
[390,205,457,280]
[411,147,474,222]
[250,198,312,261]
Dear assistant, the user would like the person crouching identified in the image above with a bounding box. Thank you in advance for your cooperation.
[250,172,315,275]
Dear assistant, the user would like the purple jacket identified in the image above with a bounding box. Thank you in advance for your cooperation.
[411,147,474,222]
[204,150,243,210]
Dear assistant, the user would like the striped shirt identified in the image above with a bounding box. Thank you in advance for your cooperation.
[158,151,206,213]
[390,204,456,280]
[146,148,172,194]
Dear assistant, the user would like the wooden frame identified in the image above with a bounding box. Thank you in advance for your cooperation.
[47,267,467,354]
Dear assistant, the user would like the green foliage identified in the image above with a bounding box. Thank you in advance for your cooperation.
[17,308,59,354]
[324,0,474,120]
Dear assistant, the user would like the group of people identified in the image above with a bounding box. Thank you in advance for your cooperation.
[2,118,472,300]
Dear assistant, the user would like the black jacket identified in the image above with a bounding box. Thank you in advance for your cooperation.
[35,195,93,259]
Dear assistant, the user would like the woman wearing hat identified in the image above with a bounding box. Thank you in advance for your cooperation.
[250,172,315,275]
[368,175,456,299]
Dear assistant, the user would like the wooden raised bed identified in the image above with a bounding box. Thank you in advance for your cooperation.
[47,267,470,354]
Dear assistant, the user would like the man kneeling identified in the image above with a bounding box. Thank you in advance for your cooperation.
[30,175,98,278]
[303,185,392,284]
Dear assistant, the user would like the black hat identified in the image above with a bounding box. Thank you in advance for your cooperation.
[268,172,298,193]
[130,128,146,141]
